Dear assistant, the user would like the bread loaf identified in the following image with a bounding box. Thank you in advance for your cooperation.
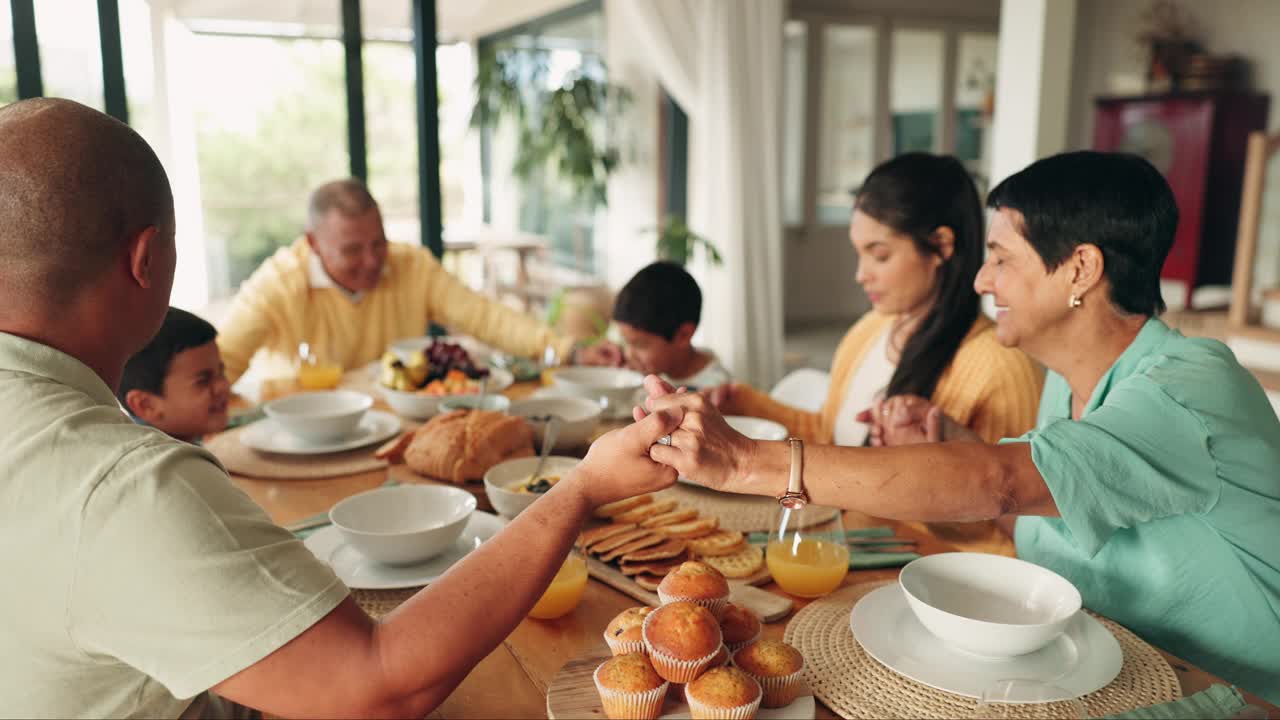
[404,409,535,483]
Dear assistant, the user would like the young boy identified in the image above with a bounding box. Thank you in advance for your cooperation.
[118,307,232,443]
[611,261,730,390]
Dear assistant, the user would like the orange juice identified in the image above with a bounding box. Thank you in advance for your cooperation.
[766,537,850,598]
[529,554,588,619]
[298,363,343,390]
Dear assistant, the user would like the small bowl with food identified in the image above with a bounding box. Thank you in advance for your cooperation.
[509,396,604,451]
[483,456,581,519]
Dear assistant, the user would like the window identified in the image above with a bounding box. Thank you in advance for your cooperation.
[32,0,103,109]
[781,21,807,226]
[890,29,944,156]
[1,3,16,104]
[817,24,877,226]
[478,2,608,279]
[186,31,349,295]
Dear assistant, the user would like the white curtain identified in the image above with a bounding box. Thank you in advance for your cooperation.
[609,0,785,389]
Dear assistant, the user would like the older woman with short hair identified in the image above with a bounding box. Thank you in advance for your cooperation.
[641,151,1280,704]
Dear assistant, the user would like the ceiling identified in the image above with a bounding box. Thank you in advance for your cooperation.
[167,0,583,43]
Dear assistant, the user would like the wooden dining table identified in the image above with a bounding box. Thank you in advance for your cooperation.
[227,379,1279,719]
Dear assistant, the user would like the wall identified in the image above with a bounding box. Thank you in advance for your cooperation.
[1067,0,1280,298]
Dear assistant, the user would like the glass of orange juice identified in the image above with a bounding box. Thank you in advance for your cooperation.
[528,551,589,620]
[297,342,343,390]
[766,505,849,598]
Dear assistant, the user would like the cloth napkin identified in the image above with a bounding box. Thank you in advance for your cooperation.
[746,526,896,544]
[1102,685,1249,720]
[848,551,921,569]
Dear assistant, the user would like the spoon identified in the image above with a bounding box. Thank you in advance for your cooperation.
[527,414,563,483]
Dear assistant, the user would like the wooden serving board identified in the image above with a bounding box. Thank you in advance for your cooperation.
[547,647,816,720]
[586,556,793,623]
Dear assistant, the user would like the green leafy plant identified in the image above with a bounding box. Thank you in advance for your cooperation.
[471,44,631,207]
[651,215,723,267]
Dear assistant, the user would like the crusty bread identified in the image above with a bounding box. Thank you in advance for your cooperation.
[403,409,534,484]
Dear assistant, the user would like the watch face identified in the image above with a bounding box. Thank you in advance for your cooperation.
[780,494,809,510]
[1118,119,1174,173]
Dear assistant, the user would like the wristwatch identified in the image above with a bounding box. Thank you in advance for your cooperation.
[777,437,809,509]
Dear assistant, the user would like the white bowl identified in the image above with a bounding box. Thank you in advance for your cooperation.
[509,396,604,451]
[725,415,789,441]
[439,394,511,414]
[899,553,1082,658]
[483,456,581,519]
[329,485,477,565]
[380,368,515,420]
[550,367,644,414]
[263,391,373,443]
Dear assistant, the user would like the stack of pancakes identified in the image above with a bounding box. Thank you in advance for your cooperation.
[578,495,764,590]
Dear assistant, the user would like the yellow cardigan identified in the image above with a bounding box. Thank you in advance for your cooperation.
[727,311,1044,555]
[217,239,571,384]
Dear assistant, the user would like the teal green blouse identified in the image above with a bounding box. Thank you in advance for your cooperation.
[1011,318,1280,704]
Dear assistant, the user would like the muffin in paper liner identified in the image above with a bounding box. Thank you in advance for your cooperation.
[724,626,761,654]
[593,663,669,720]
[748,666,805,709]
[656,590,729,620]
[642,605,724,683]
[604,629,647,657]
[685,674,763,720]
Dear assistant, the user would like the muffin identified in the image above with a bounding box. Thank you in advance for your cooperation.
[657,561,731,618]
[605,607,653,656]
[642,601,723,683]
[593,652,669,720]
[733,639,805,708]
[718,603,762,653]
[685,667,762,720]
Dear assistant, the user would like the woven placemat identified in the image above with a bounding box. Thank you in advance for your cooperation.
[205,425,388,479]
[784,581,1181,720]
[353,588,420,620]
[657,484,841,532]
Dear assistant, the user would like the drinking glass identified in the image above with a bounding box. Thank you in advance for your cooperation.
[528,551,589,620]
[297,342,343,390]
[766,505,849,598]
[970,680,1088,719]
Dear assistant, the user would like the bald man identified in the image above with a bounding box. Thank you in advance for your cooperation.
[0,98,679,718]
[216,178,619,385]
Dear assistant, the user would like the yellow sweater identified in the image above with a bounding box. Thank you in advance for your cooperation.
[217,239,571,384]
[727,310,1044,555]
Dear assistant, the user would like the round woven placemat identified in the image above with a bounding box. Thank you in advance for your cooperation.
[783,581,1181,719]
[205,425,388,479]
[352,588,420,619]
[658,484,840,532]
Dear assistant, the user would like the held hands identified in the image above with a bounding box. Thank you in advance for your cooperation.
[854,394,978,446]
[573,406,683,509]
[636,375,756,493]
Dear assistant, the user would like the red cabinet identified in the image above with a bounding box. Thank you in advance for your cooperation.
[1093,93,1269,307]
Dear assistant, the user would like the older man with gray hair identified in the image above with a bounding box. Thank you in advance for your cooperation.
[0,98,679,718]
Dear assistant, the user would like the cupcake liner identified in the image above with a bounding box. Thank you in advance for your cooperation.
[709,644,732,669]
[723,626,761,654]
[604,630,646,657]
[642,609,724,683]
[753,667,805,709]
[657,590,729,620]
[593,663,668,720]
[686,684,762,720]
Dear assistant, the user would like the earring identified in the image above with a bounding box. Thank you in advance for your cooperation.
[1069,294,1083,309]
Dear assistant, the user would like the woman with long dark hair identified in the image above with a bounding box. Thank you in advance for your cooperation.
[710,152,1043,552]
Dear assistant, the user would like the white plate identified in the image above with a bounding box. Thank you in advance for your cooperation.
[241,410,401,455]
[849,584,1122,700]
[304,511,507,589]
[678,416,789,485]
[661,693,815,719]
